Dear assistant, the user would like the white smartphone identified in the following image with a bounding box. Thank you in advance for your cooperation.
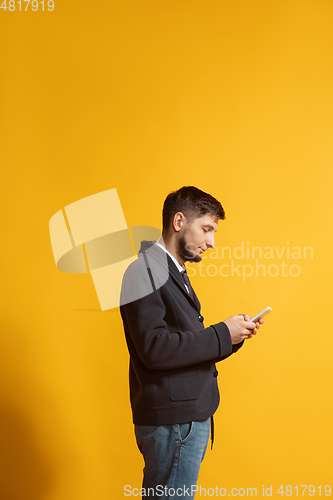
[250,306,272,323]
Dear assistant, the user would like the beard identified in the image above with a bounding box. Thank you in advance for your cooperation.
[178,231,202,263]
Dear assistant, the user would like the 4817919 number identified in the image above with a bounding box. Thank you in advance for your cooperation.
[0,0,54,10]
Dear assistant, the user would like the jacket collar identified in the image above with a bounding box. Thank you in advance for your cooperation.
[139,240,200,311]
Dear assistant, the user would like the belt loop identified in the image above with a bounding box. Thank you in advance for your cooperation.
[210,415,214,450]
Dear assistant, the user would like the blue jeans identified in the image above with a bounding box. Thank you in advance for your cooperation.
[134,419,210,499]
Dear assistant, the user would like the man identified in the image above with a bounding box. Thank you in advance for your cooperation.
[120,186,263,499]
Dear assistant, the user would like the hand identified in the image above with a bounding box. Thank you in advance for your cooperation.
[238,313,264,339]
[223,314,263,344]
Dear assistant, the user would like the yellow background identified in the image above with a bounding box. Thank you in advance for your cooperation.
[1,1,333,499]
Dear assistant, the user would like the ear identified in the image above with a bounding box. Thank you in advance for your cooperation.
[172,212,186,232]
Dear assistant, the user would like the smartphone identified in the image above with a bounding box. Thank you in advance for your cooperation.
[250,306,272,323]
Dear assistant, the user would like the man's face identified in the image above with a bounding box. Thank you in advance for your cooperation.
[177,213,218,263]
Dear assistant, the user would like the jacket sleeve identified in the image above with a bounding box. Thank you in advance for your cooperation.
[212,338,245,363]
[120,263,233,371]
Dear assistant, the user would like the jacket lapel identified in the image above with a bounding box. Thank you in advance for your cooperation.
[140,241,201,312]
[166,256,201,312]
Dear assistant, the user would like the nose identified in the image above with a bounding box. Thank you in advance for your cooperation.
[206,232,215,249]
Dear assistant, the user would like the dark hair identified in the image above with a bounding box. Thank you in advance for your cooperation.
[162,186,225,233]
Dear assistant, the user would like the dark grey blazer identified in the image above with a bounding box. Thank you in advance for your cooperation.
[120,240,244,426]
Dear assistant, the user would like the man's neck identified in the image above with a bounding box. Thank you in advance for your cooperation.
[158,236,185,266]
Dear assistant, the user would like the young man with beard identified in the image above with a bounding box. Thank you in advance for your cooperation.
[120,186,263,499]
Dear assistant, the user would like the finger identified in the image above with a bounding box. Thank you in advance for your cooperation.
[244,321,257,330]
[259,318,264,324]
[243,314,251,321]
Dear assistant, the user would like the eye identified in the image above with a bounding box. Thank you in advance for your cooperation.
[203,228,209,233]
